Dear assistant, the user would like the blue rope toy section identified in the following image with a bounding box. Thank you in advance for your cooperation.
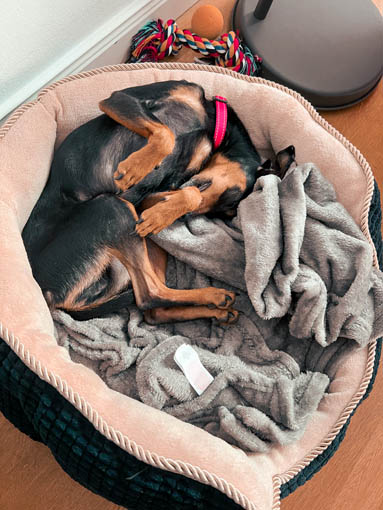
[0,181,381,509]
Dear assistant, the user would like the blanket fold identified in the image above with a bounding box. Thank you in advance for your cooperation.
[54,163,383,452]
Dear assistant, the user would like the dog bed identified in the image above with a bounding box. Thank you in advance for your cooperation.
[0,63,382,510]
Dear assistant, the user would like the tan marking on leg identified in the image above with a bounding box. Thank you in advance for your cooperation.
[138,187,201,213]
[146,239,167,283]
[144,306,239,324]
[117,196,139,221]
[135,186,202,237]
[58,248,114,310]
[138,191,170,212]
[114,124,175,191]
[100,101,175,191]
[99,100,150,138]
[138,285,236,311]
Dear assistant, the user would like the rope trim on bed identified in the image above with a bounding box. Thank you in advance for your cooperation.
[0,63,379,510]
[0,101,39,138]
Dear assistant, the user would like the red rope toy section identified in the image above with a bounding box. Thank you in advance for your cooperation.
[128,19,262,76]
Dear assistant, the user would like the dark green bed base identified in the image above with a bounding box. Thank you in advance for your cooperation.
[0,182,382,510]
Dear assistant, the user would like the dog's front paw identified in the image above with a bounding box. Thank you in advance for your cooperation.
[135,206,173,237]
[114,157,147,191]
[135,188,201,237]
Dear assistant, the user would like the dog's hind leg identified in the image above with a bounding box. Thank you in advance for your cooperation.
[99,91,175,191]
[32,195,138,312]
[114,234,236,312]
[144,306,238,325]
[141,239,238,324]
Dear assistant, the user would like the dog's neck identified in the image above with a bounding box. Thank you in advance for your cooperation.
[205,99,256,157]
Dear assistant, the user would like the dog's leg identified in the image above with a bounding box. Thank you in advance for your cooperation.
[144,306,238,324]
[114,223,236,312]
[135,187,202,237]
[99,91,175,191]
[143,239,238,324]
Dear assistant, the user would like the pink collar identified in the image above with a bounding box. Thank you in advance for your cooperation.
[213,96,228,150]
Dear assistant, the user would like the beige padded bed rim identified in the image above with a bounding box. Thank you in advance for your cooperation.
[0,63,379,510]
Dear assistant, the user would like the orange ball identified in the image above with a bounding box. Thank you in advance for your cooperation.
[191,5,224,40]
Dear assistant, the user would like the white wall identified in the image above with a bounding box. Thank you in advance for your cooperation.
[0,0,197,121]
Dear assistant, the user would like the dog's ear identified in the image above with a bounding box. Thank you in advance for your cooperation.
[276,145,296,178]
[256,159,272,172]
[261,159,272,170]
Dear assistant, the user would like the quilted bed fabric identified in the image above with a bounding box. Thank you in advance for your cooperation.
[0,181,381,509]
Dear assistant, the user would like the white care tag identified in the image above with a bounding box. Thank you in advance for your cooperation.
[174,344,214,396]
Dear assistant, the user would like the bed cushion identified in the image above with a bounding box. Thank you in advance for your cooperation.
[0,63,381,510]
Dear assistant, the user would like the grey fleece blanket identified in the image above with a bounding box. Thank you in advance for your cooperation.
[53,163,383,453]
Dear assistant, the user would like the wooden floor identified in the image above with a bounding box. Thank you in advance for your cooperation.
[0,1,382,509]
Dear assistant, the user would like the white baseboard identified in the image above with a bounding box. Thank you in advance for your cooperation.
[85,0,198,71]
[1,0,197,122]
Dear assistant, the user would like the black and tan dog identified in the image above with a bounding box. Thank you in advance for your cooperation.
[22,80,295,324]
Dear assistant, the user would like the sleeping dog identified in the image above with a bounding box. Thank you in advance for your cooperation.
[22,80,295,324]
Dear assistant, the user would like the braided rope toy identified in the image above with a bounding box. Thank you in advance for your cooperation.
[128,19,262,76]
